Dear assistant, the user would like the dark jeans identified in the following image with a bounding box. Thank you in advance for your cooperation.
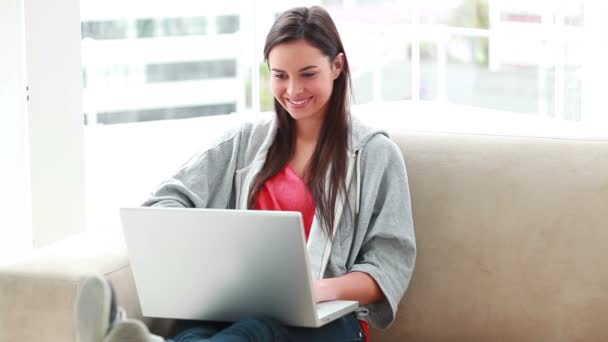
[167,313,364,342]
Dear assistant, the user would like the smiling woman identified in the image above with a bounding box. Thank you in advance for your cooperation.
[250,8,352,237]
[268,40,343,123]
[74,5,416,342]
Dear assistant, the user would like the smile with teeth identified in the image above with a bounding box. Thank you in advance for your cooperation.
[286,96,312,105]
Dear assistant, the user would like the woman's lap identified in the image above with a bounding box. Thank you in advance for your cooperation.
[167,313,364,342]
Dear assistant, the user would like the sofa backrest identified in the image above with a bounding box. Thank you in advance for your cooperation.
[371,130,608,341]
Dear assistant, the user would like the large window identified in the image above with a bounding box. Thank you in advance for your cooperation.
[78,0,591,232]
[2,0,605,257]
[81,0,586,124]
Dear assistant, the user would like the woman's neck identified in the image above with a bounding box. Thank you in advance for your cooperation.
[295,115,324,145]
[291,115,324,176]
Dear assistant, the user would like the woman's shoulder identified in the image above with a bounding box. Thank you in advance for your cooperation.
[181,114,274,166]
[238,113,275,138]
[198,114,274,148]
[361,132,396,149]
[351,115,394,151]
[360,134,404,168]
[236,113,275,151]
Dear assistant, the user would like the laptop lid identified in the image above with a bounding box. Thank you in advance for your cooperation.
[120,207,355,327]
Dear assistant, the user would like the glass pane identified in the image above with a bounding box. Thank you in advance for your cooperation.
[81,2,250,231]
[420,41,438,101]
[499,9,541,24]
[81,6,247,125]
[81,20,128,40]
[381,58,411,102]
[564,65,582,121]
[564,36,583,121]
[136,17,208,38]
[96,104,237,124]
[419,0,488,28]
[499,1,584,27]
[564,0,584,26]
[381,32,411,102]
[450,0,488,28]
[217,15,240,34]
[445,36,552,115]
[352,71,374,104]
[145,60,237,83]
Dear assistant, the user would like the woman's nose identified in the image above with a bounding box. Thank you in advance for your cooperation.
[287,79,303,96]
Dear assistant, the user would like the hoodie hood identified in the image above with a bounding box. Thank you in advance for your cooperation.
[306,114,389,280]
[349,115,389,154]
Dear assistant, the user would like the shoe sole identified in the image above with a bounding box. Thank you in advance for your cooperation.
[76,275,112,342]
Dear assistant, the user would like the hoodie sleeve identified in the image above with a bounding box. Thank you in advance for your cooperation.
[142,129,242,209]
[349,134,417,329]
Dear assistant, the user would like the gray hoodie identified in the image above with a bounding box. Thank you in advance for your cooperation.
[143,114,416,329]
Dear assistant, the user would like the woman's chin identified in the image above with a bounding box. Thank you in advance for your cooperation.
[286,110,319,122]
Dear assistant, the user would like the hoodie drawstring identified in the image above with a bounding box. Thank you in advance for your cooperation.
[355,151,361,215]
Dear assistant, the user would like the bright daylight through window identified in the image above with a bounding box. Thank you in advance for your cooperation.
[78,0,588,232]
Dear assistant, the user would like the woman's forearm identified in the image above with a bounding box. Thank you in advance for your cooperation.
[313,271,384,305]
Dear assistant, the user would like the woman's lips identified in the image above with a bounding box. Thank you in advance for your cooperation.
[286,96,313,107]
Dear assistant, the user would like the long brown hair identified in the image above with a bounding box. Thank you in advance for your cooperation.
[247,6,352,236]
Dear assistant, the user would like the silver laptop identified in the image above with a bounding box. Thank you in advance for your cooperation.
[120,207,358,328]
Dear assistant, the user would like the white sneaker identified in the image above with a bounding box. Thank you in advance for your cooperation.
[104,319,165,342]
[75,275,115,342]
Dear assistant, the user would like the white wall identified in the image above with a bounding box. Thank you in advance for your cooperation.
[0,0,32,264]
[24,0,86,248]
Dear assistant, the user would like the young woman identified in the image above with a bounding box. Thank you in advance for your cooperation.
[76,6,416,342]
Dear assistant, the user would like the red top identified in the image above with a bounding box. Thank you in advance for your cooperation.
[254,164,316,237]
[254,164,369,340]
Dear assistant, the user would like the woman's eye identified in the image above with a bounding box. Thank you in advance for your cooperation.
[302,73,316,78]
[273,74,287,79]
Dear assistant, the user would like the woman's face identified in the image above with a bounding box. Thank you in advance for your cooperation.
[268,39,343,123]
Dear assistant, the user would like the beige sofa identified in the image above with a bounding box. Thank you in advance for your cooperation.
[2,127,608,342]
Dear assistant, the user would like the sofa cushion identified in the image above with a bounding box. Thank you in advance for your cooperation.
[372,131,608,341]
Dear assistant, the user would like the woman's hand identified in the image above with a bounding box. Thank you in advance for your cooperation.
[313,279,338,303]
[312,272,384,304]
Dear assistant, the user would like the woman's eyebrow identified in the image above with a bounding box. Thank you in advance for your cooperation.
[270,65,319,73]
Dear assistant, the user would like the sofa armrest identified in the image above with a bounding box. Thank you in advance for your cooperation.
[0,231,174,341]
